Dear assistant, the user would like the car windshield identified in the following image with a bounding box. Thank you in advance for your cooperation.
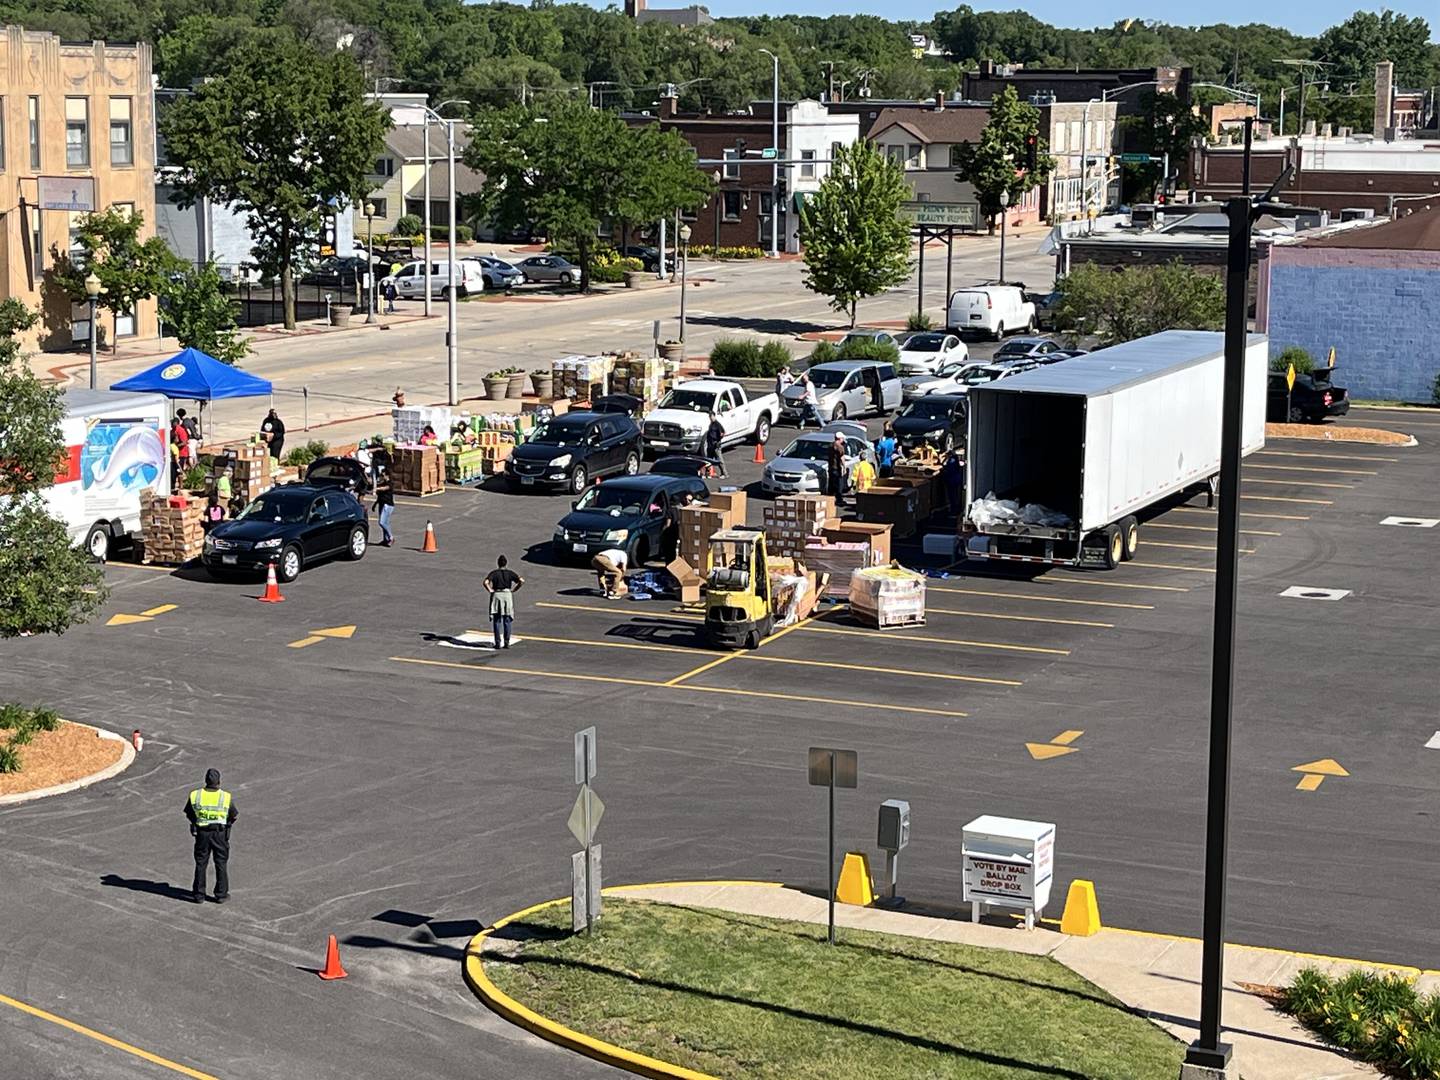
[806,368,848,390]
[574,486,646,515]
[905,399,957,419]
[658,389,717,412]
[530,420,592,446]
[903,334,946,352]
[960,367,1007,385]
[236,492,308,523]
[778,439,831,461]
[306,462,351,479]
[995,341,1036,357]
[937,362,974,378]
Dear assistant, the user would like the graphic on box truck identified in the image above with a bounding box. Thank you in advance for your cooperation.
[78,422,167,493]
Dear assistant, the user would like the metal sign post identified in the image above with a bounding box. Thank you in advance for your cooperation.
[807,747,857,945]
[570,727,603,933]
[1285,362,1296,423]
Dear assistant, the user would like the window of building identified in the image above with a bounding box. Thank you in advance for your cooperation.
[831,141,843,169]
[1052,124,1068,153]
[679,205,697,222]
[722,190,742,221]
[1068,121,1081,153]
[28,96,40,169]
[722,148,739,180]
[759,191,773,214]
[112,201,135,218]
[885,144,905,167]
[373,157,394,177]
[800,149,815,178]
[29,205,42,272]
[948,144,963,168]
[65,97,89,168]
[68,211,85,258]
[365,198,387,218]
[109,98,133,166]
[907,143,922,169]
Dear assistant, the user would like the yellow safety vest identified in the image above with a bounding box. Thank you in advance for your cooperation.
[189,787,232,827]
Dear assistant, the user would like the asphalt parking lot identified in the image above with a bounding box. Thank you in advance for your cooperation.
[2,399,1438,1078]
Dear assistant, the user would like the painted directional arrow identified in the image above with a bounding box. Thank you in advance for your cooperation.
[105,604,177,627]
[1425,732,1440,751]
[1292,758,1349,791]
[1026,729,1084,760]
[287,625,358,649]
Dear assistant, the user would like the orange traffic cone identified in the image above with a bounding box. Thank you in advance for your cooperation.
[752,442,766,464]
[317,934,348,980]
[258,562,285,603]
[421,521,438,553]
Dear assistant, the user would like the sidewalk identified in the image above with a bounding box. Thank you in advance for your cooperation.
[614,882,1414,1080]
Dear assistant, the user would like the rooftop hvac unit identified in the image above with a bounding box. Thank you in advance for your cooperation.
[1339,207,1375,221]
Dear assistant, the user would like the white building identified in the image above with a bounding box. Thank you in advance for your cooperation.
[783,99,860,252]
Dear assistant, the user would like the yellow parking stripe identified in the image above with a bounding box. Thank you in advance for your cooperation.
[800,623,1069,655]
[1171,506,1310,521]
[537,600,702,622]
[1245,477,1354,490]
[520,633,700,655]
[1146,540,1256,554]
[1130,561,1217,574]
[926,606,1114,629]
[1256,450,1397,463]
[925,585,1152,610]
[1247,463,1378,475]
[664,615,814,687]
[1036,576,1189,593]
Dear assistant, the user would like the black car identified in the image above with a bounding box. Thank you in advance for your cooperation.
[300,256,367,287]
[304,456,372,497]
[1267,368,1351,423]
[552,474,709,565]
[649,453,713,478]
[590,393,645,418]
[203,485,368,582]
[893,393,967,454]
[506,411,642,494]
[619,245,661,271]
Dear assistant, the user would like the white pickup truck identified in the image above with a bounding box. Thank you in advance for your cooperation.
[640,379,779,456]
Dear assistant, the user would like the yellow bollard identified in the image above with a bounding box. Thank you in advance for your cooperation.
[836,852,875,906]
[1060,879,1102,936]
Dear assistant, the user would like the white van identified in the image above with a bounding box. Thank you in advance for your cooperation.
[385,260,485,299]
[947,285,1036,339]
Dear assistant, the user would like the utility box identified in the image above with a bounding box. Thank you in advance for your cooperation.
[961,815,1055,930]
[878,799,911,852]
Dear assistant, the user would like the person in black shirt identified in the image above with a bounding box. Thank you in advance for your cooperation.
[373,467,395,546]
[260,409,286,462]
[704,414,727,478]
[827,433,847,502]
[483,555,524,648]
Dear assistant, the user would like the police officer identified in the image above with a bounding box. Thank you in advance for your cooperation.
[184,768,236,904]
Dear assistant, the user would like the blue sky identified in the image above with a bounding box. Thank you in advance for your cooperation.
[655,0,1436,38]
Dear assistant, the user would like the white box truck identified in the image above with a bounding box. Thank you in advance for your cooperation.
[962,330,1267,570]
[42,389,172,561]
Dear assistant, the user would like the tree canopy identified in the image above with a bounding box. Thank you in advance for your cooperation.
[1056,261,1225,345]
[952,87,1054,228]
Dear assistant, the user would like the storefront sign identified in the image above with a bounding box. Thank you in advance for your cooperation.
[898,201,978,229]
[38,176,96,212]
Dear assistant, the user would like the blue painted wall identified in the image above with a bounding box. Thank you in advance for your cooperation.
[1266,262,1440,402]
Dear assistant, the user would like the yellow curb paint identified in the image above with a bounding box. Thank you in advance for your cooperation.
[140,604,177,616]
[0,991,218,1080]
[925,585,1152,610]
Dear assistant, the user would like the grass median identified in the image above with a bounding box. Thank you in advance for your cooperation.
[485,899,1183,1079]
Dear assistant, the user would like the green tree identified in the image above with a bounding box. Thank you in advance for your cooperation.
[0,299,106,638]
[464,101,710,292]
[49,208,174,347]
[159,262,251,367]
[797,141,911,327]
[953,86,1054,231]
[1055,260,1224,345]
[1122,91,1211,196]
[1313,11,1435,88]
[160,36,390,330]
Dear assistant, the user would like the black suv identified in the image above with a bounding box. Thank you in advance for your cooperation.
[894,393,967,454]
[506,411,642,494]
[1267,368,1351,423]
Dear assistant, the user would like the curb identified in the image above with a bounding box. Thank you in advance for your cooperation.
[463,880,783,1080]
[0,722,136,807]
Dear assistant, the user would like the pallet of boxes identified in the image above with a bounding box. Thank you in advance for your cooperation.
[762,494,835,560]
[389,405,448,497]
[609,354,666,412]
[139,492,205,565]
[668,491,747,604]
[802,519,894,599]
[849,566,927,629]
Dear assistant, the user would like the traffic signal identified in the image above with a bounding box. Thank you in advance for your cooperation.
[1024,133,1038,173]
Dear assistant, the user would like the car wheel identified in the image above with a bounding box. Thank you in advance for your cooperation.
[623,450,640,476]
[344,526,367,561]
[570,464,588,495]
[84,522,110,562]
[1288,404,1306,423]
[631,537,649,566]
[994,322,1005,341]
[278,545,303,583]
[559,271,573,285]
[831,403,846,422]
[1119,515,1139,561]
[1026,316,1036,333]
[440,287,452,299]
[754,415,771,445]
[457,285,469,299]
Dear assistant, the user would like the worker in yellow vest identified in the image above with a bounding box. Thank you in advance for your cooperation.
[184,768,237,904]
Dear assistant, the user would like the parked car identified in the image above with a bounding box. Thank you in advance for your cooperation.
[945,360,1039,395]
[1039,348,1090,363]
[300,256,368,287]
[382,259,486,299]
[303,456,372,497]
[464,255,524,290]
[202,485,368,583]
[641,379,779,455]
[506,411,642,494]
[619,245,661,271]
[552,474,710,565]
[1267,368,1351,423]
[896,332,968,375]
[516,255,579,285]
[893,393,968,454]
[947,284,1036,339]
[838,329,899,351]
[762,424,877,496]
[902,359,988,402]
[993,336,1064,362]
[780,360,903,423]
[1027,290,1064,330]
[590,393,645,418]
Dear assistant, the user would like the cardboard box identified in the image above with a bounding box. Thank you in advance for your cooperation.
[820,520,893,567]
[888,475,934,522]
[666,556,704,603]
[855,486,919,539]
[706,490,747,523]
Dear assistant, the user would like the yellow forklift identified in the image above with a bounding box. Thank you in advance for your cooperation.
[703,528,774,649]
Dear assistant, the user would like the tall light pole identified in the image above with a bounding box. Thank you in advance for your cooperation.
[84,272,103,389]
[997,189,1009,284]
[759,48,780,258]
[363,202,377,324]
[678,224,691,343]
[712,169,722,254]
[421,98,469,326]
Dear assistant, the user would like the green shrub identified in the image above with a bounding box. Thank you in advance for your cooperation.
[906,311,934,331]
[1271,345,1315,374]
[589,262,625,283]
[837,338,902,366]
[182,463,210,491]
[709,338,763,377]
[1403,1029,1440,1079]
[0,703,27,731]
[0,744,19,774]
[1280,968,1333,1023]
[284,440,328,468]
[394,214,423,236]
[429,225,474,243]
[688,244,766,260]
[1280,967,1440,1078]
[28,707,59,733]
[807,340,839,365]
[758,340,792,377]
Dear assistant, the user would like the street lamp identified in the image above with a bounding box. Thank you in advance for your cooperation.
[997,189,1009,284]
[84,271,103,390]
[419,98,470,321]
[678,223,692,344]
[712,168,723,254]
[363,201,376,324]
[758,47,780,258]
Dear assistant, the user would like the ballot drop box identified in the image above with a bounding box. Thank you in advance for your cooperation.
[961,815,1055,930]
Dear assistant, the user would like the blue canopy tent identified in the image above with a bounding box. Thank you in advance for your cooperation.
[111,347,273,442]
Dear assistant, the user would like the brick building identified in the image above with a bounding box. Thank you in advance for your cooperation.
[962,61,1189,136]
[1257,207,1440,402]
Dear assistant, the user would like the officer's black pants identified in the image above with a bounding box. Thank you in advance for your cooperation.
[192,827,230,900]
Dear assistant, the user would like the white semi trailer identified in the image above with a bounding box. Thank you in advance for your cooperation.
[962,330,1268,570]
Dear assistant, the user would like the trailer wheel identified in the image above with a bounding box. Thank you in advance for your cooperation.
[1097,524,1122,570]
[1119,515,1139,561]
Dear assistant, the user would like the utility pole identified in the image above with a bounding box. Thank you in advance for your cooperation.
[760,48,780,258]
[822,61,838,103]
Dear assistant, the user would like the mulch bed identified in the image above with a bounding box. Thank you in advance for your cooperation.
[0,722,125,796]
[1266,423,1415,445]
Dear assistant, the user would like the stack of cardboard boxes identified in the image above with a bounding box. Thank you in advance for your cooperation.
[551,355,613,403]
[762,494,836,557]
[391,446,445,496]
[140,494,205,565]
[444,443,487,483]
[392,406,452,445]
[223,443,271,504]
[470,431,514,477]
[849,566,927,629]
[855,485,922,538]
[669,492,747,602]
[802,521,894,598]
[610,355,667,410]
